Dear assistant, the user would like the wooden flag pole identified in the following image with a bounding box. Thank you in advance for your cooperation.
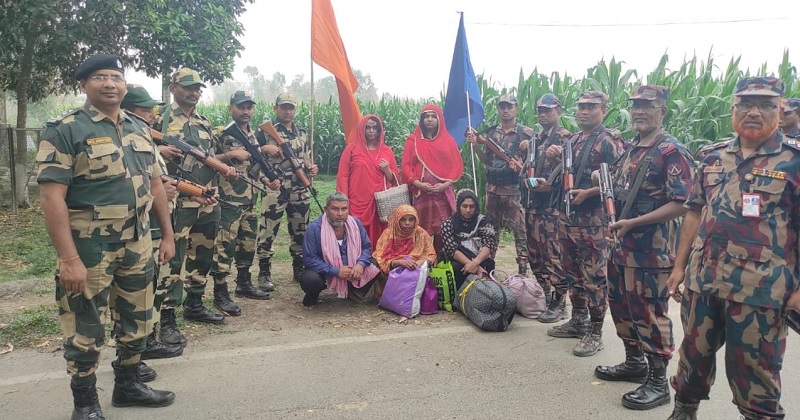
[309,55,316,171]
[465,90,478,193]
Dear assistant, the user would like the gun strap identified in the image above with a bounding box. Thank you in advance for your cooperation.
[160,106,171,135]
[618,135,667,220]
[573,126,603,188]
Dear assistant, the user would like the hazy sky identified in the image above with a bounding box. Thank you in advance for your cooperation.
[128,0,798,101]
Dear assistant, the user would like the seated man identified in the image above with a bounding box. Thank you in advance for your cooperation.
[301,192,382,307]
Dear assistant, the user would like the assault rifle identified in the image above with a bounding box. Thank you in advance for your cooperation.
[599,163,618,245]
[221,122,280,184]
[163,174,236,206]
[473,131,523,173]
[788,310,800,335]
[258,121,323,212]
[524,137,538,188]
[151,129,266,193]
[562,140,574,216]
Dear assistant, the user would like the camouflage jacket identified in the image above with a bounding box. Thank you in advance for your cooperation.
[610,132,695,268]
[561,125,624,227]
[257,119,312,199]
[684,132,800,309]
[214,123,259,206]
[483,123,534,195]
[785,125,800,139]
[36,104,161,243]
[523,124,572,213]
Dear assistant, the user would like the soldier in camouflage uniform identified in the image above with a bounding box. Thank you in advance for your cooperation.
[666,77,800,420]
[156,68,235,329]
[545,91,624,357]
[209,91,277,311]
[256,92,320,288]
[466,93,532,275]
[37,54,176,419]
[520,93,572,323]
[592,86,695,411]
[779,98,800,138]
[120,85,184,361]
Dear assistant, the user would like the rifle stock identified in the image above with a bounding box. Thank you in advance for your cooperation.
[258,121,323,211]
[163,174,235,206]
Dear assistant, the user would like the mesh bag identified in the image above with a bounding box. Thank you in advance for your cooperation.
[453,275,516,332]
[374,174,410,223]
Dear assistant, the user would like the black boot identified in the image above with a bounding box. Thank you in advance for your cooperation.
[70,375,105,420]
[517,258,528,276]
[547,307,589,338]
[111,361,176,408]
[136,362,157,383]
[621,355,671,410]
[158,308,187,347]
[573,319,604,357]
[183,292,226,324]
[213,282,242,316]
[141,332,184,360]
[292,258,304,283]
[539,292,568,323]
[235,270,270,300]
[666,396,699,420]
[257,260,276,292]
[594,342,648,384]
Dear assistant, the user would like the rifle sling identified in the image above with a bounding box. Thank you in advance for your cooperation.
[573,126,603,188]
[618,136,666,220]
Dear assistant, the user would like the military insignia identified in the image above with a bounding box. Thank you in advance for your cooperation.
[659,143,669,149]
[116,58,123,68]
[667,164,682,176]
[703,160,723,173]
[86,137,113,146]
[750,167,786,180]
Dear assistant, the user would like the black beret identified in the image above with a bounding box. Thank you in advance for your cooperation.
[74,54,125,81]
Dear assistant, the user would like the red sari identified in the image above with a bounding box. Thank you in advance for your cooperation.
[401,105,464,238]
[336,114,399,246]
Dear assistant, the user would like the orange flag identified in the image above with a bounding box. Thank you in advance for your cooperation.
[311,0,361,143]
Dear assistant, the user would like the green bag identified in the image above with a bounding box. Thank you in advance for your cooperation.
[430,261,457,312]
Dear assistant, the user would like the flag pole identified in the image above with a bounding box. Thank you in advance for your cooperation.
[309,55,316,173]
[465,90,478,193]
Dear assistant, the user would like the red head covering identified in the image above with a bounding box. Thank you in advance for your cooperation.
[401,104,464,184]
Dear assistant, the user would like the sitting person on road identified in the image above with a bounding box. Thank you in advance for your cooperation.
[300,192,382,307]
[439,188,498,289]
[373,205,437,275]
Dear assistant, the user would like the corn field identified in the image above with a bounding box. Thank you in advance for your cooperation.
[195,52,798,194]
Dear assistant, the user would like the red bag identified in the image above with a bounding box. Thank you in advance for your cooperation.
[420,277,439,315]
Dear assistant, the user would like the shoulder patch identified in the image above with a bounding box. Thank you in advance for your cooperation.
[783,138,800,152]
[46,108,80,126]
[658,142,678,155]
[696,139,729,158]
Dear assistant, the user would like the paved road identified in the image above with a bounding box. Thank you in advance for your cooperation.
[1,313,797,420]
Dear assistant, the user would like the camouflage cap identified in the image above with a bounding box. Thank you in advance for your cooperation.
[171,67,206,87]
[734,77,783,97]
[498,93,518,105]
[122,84,160,108]
[75,54,124,81]
[783,98,800,112]
[628,85,670,102]
[230,90,255,105]
[576,90,608,105]
[275,92,298,106]
[536,93,562,108]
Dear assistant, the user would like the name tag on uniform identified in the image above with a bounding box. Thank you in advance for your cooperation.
[742,193,761,217]
[86,137,112,146]
[703,165,723,173]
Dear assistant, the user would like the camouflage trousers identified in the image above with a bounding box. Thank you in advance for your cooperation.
[560,224,608,319]
[162,200,221,298]
[671,290,787,419]
[58,235,154,377]
[525,208,566,293]
[607,264,674,358]
[485,191,527,261]
[211,203,257,280]
[256,188,310,263]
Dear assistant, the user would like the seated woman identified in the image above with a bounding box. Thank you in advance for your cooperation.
[439,189,498,289]
[373,205,437,299]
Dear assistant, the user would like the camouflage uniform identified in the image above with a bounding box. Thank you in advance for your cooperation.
[670,78,800,420]
[37,103,160,377]
[782,98,800,139]
[255,118,313,282]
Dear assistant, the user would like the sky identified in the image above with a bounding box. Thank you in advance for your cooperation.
[128,0,799,102]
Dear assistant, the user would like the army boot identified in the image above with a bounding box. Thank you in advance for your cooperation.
[621,355,670,410]
[136,362,157,383]
[539,292,568,323]
[141,332,184,360]
[594,341,648,383]
[292,257,304,283]
[517,257,528,276]
[158,308,186,347]
[573,319,604,357]
[547,307,589,338]
[235,270,270,300]
[666,396,699,420]
[70,374,105,420]
[111,361,176,408]
[213,280,242,317]
[183,291,226,324]
[256,259,276,292]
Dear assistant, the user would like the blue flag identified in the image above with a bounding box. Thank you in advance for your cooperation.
[443,12,484,147]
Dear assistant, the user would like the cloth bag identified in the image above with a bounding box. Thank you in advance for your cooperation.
[493,270,547,319]
[419,277,439,315]
[429,261,457,312]
[379,261,429,318]
[453,274,516,332]
[374,174,410,223]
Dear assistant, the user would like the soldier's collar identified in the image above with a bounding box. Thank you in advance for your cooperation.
[273,119,299,135]
[632,130,664,148]
[84,102,132,124]
[729,130,782,156]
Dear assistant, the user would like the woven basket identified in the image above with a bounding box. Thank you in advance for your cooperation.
[374,174,410,222]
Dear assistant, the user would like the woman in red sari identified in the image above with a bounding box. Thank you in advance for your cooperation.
[336,114,399,246]
[401,104,464,251]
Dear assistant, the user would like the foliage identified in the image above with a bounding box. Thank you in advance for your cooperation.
[0,202,56,281]
[0,304,61,347]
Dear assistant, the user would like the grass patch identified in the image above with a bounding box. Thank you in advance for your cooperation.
[0,202,56,283]
[0,303,61,347]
